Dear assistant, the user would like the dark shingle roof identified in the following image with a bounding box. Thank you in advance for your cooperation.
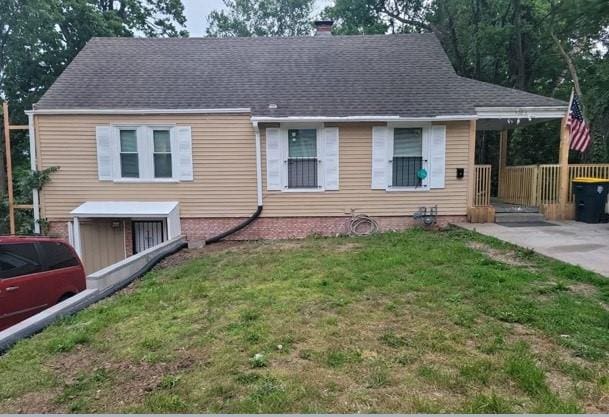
[35,34,566,116]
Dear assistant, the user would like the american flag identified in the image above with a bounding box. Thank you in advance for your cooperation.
[567,94,591,152]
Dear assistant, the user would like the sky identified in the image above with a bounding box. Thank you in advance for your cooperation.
[182,0,332,37]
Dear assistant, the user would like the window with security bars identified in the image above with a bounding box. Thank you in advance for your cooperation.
[288,129,318,188]
[392,128,423,187]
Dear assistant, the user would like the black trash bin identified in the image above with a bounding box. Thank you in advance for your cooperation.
[572,177,609,223]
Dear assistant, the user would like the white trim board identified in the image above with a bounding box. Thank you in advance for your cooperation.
[71,201,179,218]
[26,108,252,116]
[252,115,476,123]
[475,106,567,119]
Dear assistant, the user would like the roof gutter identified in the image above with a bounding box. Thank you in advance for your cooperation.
[475,106,568,119]
[27,113,41,234]
[251,115,477,123]
[253,121,263,207]
[25,108,252,116]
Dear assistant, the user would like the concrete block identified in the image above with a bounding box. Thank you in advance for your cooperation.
[0,289,99,352]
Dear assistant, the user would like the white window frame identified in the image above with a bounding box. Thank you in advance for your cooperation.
[117,127,140,179]
[151,127,174,179]
[281,123,324,193]
[112,124,179,183]
[386,122,431,192]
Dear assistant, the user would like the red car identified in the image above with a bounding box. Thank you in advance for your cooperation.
[0,236,86,331]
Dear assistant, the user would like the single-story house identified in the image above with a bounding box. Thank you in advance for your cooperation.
[26,21,568,273]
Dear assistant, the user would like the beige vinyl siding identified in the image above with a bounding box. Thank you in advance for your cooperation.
[36,114,258,219]
[37,116,470,220]
[260,121,471,217]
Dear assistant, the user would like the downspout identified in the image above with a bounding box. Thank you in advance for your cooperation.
[205,121,264,244]
[27,112,41,234]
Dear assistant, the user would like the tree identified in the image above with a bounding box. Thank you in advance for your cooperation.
[207,0,315,37]
[0,0,187,233]
[323,0,433,35]
[322,0,387,35]
[326,0,609,165]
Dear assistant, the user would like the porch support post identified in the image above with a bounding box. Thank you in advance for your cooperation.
[466,119,477,209]
[558,113,570,218]
[497,129,508,197]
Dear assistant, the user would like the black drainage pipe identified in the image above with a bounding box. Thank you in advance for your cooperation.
[205,205,263,245]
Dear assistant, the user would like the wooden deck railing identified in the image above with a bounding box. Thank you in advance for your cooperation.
[473,164,492,207]
[499,163,609,206]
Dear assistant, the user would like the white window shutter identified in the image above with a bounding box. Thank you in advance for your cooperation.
[266,128,283,190]
[429,125,446,189]
[322,127,339,190]
[371,126,390,189]
[176,126,193,181]
[96,125,114,180]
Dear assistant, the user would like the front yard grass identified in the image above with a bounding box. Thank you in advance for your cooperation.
[2,227,609,413]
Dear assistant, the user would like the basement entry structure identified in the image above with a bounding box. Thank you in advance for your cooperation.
[69,201,181,274]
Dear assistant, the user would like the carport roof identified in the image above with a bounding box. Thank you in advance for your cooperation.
[71,201,179,218]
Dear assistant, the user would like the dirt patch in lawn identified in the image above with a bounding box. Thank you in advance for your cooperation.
[507,324,596,397]
[467,241,531,267]
[156,241,254,269]
[28,345,207,413]
[509,324,574,360]
[333,242,364,253]
[568,283,598,297]
[0,390,60,414]
[565,283,609,312]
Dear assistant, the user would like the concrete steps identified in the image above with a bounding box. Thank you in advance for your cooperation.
[495,211,546,223]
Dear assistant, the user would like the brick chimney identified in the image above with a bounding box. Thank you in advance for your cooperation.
[313,20,334,36]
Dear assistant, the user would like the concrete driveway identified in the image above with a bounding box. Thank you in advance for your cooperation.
[458,221,609,277]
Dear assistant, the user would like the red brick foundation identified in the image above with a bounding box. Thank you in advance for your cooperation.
[181,215,466,242]
[48,221,69,240]
[48,215,466,245]
[47,219,134,256]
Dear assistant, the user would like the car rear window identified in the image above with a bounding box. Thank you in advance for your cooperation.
[0,243,43,279]
[37,241,80,271]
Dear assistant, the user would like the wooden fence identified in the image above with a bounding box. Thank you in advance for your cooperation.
[499,163,609,206]
[473,165,492,207]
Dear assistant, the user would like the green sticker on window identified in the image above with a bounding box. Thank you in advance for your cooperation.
[417,168,428,180]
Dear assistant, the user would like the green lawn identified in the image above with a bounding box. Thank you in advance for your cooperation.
[2,228,609,413]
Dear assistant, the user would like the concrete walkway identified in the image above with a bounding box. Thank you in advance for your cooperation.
[458,221,609,277]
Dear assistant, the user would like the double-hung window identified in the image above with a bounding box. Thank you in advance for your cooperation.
[392,128,423,188]
[287,129,318,189]
[119,129,139,178]
[153,129,172,178]
[96,125,193,182]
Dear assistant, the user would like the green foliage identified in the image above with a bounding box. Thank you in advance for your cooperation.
[322,0,387,35]
[464,393,513,413]
[16,166,59,196]
[207,0,315,37]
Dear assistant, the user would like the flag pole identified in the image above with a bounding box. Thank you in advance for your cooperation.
[557,88,574,219]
